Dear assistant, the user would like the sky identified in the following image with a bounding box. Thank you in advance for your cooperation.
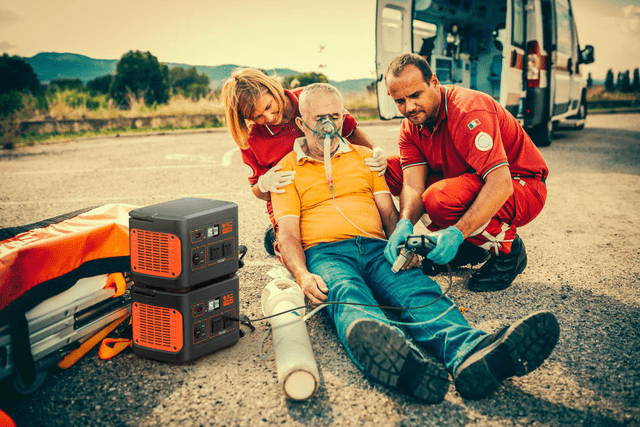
[0,0,638,82]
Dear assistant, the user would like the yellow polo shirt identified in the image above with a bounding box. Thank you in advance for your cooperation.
[272,138,390,250]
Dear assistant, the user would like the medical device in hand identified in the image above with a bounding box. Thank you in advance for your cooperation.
[392,235,448,276]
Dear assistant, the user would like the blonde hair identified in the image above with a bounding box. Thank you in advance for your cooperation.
[222,68,286,149]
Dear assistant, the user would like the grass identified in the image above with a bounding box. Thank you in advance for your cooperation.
[17,121,224,146]
[2,90,378,148]
[7,86,635,149]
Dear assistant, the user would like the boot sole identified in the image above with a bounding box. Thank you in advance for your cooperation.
[346,320,450,403]
[468,244,528,292]
[454,311,559,400]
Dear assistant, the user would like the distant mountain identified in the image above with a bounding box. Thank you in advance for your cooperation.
[25,52,117,84]
[24,52,373,93]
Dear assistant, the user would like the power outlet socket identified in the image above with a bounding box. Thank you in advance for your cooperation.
[222,241,233,259]
[209,244,222,261]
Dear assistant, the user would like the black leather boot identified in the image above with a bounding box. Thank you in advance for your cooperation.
[468,235,527,292]
[263,224,276,256]
[449,240,490,269]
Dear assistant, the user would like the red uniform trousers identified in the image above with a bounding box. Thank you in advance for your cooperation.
[421,173,547,255]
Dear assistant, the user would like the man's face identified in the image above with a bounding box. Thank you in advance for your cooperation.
[386,65,441,127]
[296,92,344,153]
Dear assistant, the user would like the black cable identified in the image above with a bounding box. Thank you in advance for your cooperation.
[227,264,453,325]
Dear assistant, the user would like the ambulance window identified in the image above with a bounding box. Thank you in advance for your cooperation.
[512,0,525,47]
[382,7,404,53]
[413,20,438,54]
[556,0,573,54]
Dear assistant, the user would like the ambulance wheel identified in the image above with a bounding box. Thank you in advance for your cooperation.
[574,96,587,130]
[528,119,554,147]
[12,370,47,395]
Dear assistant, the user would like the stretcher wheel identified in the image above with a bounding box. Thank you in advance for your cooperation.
[12,369,47,395]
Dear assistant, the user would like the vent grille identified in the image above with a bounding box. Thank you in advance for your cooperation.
[131,229,181,278]
[133,302,183,352]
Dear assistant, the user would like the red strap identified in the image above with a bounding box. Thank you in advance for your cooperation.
[99,338,132,360]
[105,272,127,297]
[0,409,16,427]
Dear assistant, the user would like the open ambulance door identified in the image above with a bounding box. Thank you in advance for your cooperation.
[499,0,527,117]
[376,0,413,119]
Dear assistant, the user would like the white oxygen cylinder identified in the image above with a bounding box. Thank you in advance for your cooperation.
[261,278,320,400]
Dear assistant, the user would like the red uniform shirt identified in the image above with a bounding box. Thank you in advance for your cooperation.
[242,88,358,186]
[399,85,548,181]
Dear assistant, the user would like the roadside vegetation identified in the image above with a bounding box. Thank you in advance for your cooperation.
[586,69,640,112]
[2,51,637,149]
[0,52,377,149]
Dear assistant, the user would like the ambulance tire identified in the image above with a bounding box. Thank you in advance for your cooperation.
[574,96,587,130]
[528,119,554,147]
[12,369,47,395]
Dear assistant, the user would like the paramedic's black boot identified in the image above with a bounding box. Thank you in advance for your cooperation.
[454,311,559,400]
[468,235,527,292]
[263,224,276,256]
[449,241,489,270]
[346,319,450,403]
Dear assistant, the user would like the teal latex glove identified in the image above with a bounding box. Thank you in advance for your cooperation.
[384,219,414,263]
[426,226,464,265]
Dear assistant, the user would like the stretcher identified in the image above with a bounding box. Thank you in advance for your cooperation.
[0,204,137,394]
[0,274,131,393]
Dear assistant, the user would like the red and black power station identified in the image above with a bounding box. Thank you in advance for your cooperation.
[129,198,241,363]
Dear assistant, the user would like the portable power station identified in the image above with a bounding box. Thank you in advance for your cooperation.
[131,274,240,363]
[129,198,239,291]
[129,198,242,363]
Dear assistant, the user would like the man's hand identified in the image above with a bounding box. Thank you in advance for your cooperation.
[426,226,464,265]
[364,147,388,176]
[393,249,422,271]
[297,272,329,305]
[384,218,414,263]
[257,165,295,194]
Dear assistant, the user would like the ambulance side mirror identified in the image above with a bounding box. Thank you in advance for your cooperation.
[579,45,594,65]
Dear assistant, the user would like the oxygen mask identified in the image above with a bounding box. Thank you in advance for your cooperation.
[303,115,341,140]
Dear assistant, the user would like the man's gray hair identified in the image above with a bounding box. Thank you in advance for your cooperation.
[298,83,343,117]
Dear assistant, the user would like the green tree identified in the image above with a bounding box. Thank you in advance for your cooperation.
[87,75,114,94]
[0,54,40,95]
[0,54,41,122]
[605,69,615,91]
[169,66,210,99]
[284,72,328,88]
[621,70,632,92]
[49,78,84,92]
[110,50,169,108]
[633,68,640,93]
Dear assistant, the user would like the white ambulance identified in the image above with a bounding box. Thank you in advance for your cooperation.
[376,0,595,146]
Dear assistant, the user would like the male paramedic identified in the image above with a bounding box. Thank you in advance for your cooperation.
[384,53,549,292]
[271,83,559,402]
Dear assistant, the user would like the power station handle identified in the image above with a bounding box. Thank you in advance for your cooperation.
[132,287,157,298]
[129,211,155,222]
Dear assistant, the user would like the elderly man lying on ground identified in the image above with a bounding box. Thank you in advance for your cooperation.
[270,82,559,402]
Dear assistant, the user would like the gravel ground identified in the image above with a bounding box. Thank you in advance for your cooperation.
[0,114,638,426]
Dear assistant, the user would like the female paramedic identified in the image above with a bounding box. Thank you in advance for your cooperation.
[222,68,402,257]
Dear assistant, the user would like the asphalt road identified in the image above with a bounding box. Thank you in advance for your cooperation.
[0,113,639,426]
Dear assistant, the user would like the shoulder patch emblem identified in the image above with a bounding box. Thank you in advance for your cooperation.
[475,132,493,151]
[468,119,481,130]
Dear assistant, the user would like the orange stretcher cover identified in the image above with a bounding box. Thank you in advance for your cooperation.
[0,204,138,312]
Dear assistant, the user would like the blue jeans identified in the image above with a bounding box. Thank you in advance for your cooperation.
[305,237,488,373]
